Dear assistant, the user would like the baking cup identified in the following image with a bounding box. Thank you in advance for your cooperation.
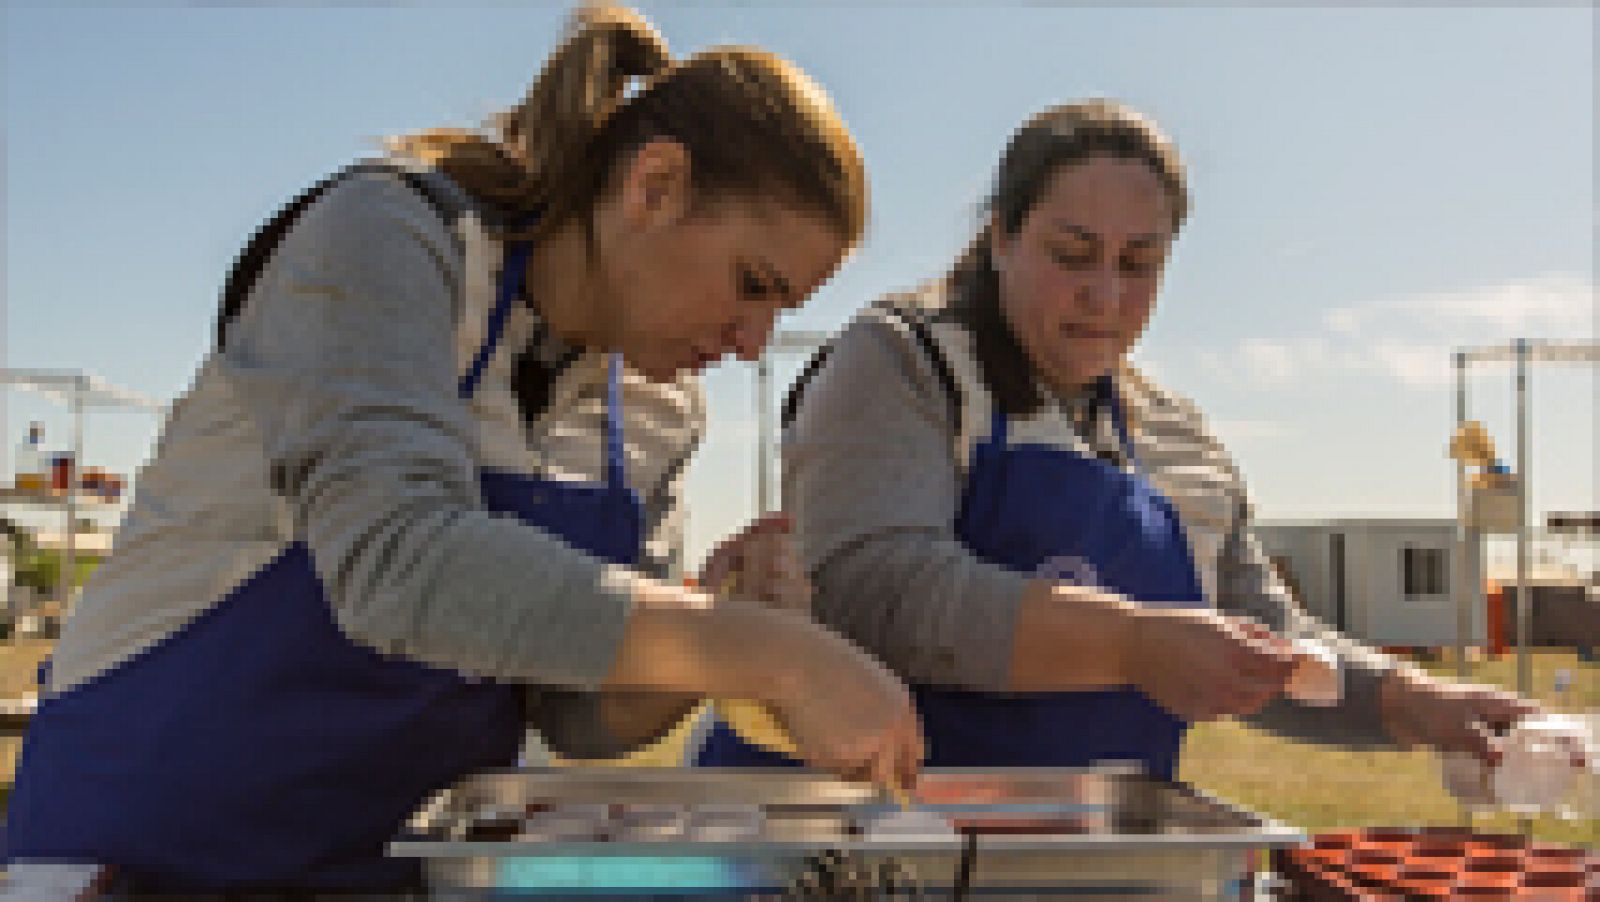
[1391,875,1454,898]
[1352,845,1405,865]
[1398,861,1458,883]
[1348,860,1399,890]
[1526,843,1588,867]
[1469,831,1528,851]
[1521,868,1587,889]
[1313,829,1365,850]
[1461,856,1523,873]
[1453,867,1522,893]
[1406,845,1465,872]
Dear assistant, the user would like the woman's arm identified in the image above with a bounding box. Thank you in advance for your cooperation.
[221,170,639,687]
[219,170,804,699]
[222,172,919,780]
[789,312,1137,693]
[1217,496,1411,746]
[533,384,707,758]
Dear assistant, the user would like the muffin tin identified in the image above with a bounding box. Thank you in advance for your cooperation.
[1272,826,1597,899]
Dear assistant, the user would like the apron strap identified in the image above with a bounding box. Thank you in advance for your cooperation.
[460,237,627,490]
[983,374,1139,468]
[458,240,532,399]
[1095,373,1140,469]
[604,354,627,488]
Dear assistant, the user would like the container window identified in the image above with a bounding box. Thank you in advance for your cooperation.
[1402,546,1449,598]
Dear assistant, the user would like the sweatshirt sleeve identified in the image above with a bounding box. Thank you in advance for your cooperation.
[785,312,1030,691]
[216,170,640,688]
[1218,495,1405,747]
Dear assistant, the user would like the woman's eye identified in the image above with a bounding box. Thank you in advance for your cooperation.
[1050,249,1095,269]
[1120,252,1164,276]
[739,268,771,301]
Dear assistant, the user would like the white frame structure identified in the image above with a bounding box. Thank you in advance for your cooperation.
[2,369,164,612]
[1451,339,1599,692]
[751,330,829,513]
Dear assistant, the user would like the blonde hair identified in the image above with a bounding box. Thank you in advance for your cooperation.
[388,4,866,245]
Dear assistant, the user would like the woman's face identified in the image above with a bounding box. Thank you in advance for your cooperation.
[590,140,850,383]
[990,155,1175,395]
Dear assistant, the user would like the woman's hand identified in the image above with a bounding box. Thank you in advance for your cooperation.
[1380,670,1541,766]
[763,615,926,792]
[699,513,811,614]
[1123,608,1299,722]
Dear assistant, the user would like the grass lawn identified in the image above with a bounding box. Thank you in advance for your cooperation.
[1180,648,1596,847]
[1,641,1592,849]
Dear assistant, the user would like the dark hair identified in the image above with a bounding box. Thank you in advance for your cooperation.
[945,99,1189,416]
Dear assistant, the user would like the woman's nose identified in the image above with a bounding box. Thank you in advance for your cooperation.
[1074,265,1123,317]
[728,311,776,362]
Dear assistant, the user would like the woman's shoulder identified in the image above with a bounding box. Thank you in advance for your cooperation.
[292,160,466,253]
[804,281,965,418]
[1117,363,1243,482]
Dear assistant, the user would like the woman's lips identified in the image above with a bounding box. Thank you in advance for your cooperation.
[1062,325,1118,340]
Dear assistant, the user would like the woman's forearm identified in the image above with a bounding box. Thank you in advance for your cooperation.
[1006,580,1138,692]
[601,579,813,704]
[594,692,703,751]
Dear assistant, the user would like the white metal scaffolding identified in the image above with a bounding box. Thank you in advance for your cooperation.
[1451,340,1599,692]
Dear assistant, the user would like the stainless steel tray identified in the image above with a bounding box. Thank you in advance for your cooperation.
[390,766,1303,898]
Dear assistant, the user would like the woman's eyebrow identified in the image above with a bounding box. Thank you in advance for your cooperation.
[1049,220,1164,246]
[1048,220,1098,242]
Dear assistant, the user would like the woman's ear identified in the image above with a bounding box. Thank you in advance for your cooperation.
[615,137,692,232]
[988,214,1011,276]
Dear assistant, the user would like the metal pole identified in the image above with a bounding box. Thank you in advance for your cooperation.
[64,376,83,613]
[755,356,773,514]
[1453,351,1470,679]
[1514,339,1531,696]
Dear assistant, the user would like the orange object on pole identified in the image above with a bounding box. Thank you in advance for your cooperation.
[1485,580,1508,657]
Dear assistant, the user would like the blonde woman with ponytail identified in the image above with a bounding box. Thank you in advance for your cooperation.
[3,6,920,894]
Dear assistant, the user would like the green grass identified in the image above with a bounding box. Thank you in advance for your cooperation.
[1180,649,1596,848]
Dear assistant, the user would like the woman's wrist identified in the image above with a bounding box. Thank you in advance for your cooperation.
[1377,666,1431,746]
[1008,580,1141,691]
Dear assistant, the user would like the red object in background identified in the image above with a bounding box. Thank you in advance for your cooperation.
[1280,827,1596,899]
[1485,581,1509,656]
[49,454,72,493]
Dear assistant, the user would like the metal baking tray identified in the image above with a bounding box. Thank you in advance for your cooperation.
[390,766,1303,898]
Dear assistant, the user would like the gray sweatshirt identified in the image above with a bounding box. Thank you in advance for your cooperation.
[45,164,704,759]
[783,288,1406,748]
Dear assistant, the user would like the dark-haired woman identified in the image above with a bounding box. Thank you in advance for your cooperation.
[697,99,1542,784]
[3,6,921,893]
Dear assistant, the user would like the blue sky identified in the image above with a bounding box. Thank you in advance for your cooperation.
[3,3,1594,566]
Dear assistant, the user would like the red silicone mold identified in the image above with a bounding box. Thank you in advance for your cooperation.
[1278,826,1596,900]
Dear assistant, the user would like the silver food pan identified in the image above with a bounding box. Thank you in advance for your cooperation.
[389,766,1303,898]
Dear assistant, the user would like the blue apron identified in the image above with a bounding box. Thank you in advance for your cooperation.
[696,375,1206,780]
[4,241,643,891]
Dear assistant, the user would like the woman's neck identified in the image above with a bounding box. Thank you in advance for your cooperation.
[522,221,603,348]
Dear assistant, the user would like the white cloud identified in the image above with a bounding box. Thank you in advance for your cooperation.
[1210,418,1289,440]
[1210,273,1595,392]
[1370,340,1455,389]
[1237,339,1300,388]
[1321,273,1595,341]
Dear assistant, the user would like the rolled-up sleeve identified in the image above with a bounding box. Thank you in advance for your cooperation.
[786,316,1029,691]
[1218,496,1402,747]
[217,172,638,688]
